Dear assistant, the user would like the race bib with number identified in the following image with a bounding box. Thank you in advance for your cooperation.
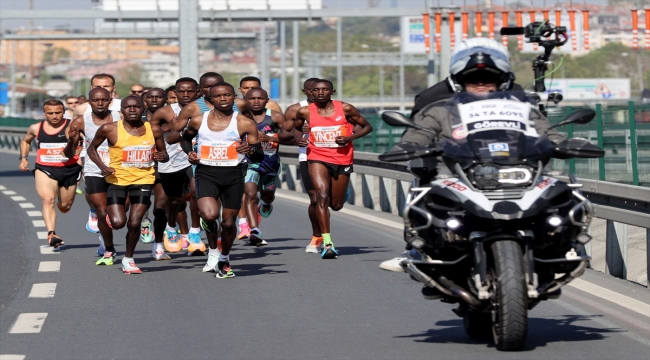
[97,144,110,166]
[199,141,239,166]
[458,99,534,136]
[36,143,69,163]
[121,145,154,168]
[262,134,279,156]
[310,125,349,148]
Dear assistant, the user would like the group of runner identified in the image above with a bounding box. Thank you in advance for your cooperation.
[19,71,373,278]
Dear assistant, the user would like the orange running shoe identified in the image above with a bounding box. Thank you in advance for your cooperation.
[305,236,323,253]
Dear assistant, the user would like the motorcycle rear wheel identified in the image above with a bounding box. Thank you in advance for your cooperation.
[491,240,528,351]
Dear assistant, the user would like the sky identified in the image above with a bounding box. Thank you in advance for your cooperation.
[0,0,613,31]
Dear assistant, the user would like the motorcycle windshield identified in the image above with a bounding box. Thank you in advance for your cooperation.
[442,91,553,166]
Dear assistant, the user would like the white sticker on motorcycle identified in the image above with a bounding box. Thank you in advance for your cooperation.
[488,143,509,152]
[458,99,534,136]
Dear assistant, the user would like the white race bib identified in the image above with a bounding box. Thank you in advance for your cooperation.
[458,99,537,136]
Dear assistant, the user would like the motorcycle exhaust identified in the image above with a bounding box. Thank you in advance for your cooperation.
[402,260,481,307]
[538,258,589,296]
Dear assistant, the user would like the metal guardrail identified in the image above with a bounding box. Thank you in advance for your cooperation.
[276,146,649,284]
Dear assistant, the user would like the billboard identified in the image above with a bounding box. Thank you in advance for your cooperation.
[401,16,426,54]
[539,78,630,100]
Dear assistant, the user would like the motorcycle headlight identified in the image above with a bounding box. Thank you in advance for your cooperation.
[498,168,532,184]
[473,165,500,189]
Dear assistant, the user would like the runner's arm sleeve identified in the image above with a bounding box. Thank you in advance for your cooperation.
[248,142,264,162]
[180,131,194,154]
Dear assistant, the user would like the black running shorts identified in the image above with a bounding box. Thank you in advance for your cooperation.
[194,163,246,209]
[299,161,314,192]
[85,176,109,194]
[307,160,353,179]
[34,164,82,188]
[106,184,152,206]
[158,166,191,198]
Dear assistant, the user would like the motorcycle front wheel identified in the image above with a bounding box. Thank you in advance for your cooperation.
[491,240,528,351]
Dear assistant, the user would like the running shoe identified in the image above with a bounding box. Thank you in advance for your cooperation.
[75,188,83,195]
[321,244,339,259]
[305,236,324,253]
[163,228,182,253]
[122,258,143,274]
[47,233,64,248]
[96,251,115,266]
[140,218,154,243]
[215,260,235,279]
[86,209,99,233]
[180,234,190,251]
[97,235,106,257]
[152,246,171,261]
[259,202,273,218]
[187,232,206,256]
[237,222,251,241]
[248,229,267,247]
[202,251,219,272]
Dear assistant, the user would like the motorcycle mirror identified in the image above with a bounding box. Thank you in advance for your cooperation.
[547,109,596,133]
[381,111,437,136]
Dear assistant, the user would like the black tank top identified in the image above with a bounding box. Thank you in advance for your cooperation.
[35,120,79,167]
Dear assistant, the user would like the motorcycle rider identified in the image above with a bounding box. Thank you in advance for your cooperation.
[380,38,566,275]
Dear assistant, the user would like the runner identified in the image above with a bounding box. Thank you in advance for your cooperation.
[19,99,83,248]
[72,74,123,235]
[150,78,206,255]
[130,84,145,96]
[283,78,321,252]
[180,82,263,278]
[241,87,293,246]
[86,95,168,273]
[64,87,122,261]
[166,85,178,105]
[296,79,373,259]
[238,76,283,113]
[64,96,79,120]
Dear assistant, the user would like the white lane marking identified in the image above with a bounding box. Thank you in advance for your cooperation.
[28,283,57,298]
[275,191,402,230]
[11,196,26,201]
[31,220,45,227]
[8,313,48,333]
[276,190,650,317]
[39,245,59,254]
[0,185,6,190]
[36,232,48,240]
[0,355,26,360]
[568,279,650,318]
[26,211,42,217]
[2,190,17,195]
[18,203,35,208]
[38,261,60,272]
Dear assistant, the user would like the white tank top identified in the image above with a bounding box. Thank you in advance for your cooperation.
[83,110,120,177]
[84,98,121,115]
[197,111,245,167]
[298,100,309,162]
[158,103,190,173]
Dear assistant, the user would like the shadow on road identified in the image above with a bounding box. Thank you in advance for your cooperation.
[234,263,288,277]
[0,170,32,177]
[336,245,390,256]
[396,315,622,351]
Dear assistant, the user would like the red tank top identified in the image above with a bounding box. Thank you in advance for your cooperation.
[35,120,80,167]
[306,101,354,165]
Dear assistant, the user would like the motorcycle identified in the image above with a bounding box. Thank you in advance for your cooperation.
[379,91,605,351]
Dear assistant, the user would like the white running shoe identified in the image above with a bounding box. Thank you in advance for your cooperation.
[97,235,106,257]
[379,256,407,272]
[202,251,219,272]
[122,258,142,274]
[152,246,171,260]
[86,209,99,233]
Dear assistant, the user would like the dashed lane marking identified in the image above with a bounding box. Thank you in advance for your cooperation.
[31,220,45,228]
[2,190,17,195]
[36,232,48,240]
[26,211,42,217]
[9,313,48,334]
[18,203,34,209]
[0,185,6,190]
[38,261,60,272]
[39,246,59,254]
[0,355,26,360]
[10,196,26,201]
[28,283,57,299]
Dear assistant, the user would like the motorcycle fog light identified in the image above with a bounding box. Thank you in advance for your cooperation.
[410,237,425,249]
[446,218,462,230]
[547,215,563,227]
[575,232,592,244]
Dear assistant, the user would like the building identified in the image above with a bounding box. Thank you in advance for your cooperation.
[136,53,180,87]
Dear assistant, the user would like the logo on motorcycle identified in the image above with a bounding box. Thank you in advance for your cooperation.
[452,126,467,139]
[536,177,555,189]
[488,143,509,152]
[442,179,467,191]
[467,120,526,131]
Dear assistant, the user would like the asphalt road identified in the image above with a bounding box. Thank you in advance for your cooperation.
[0,150,648,360]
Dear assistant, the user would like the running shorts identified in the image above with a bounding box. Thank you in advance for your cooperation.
[34,164,82,188]
[106,184,152,206]
[159,166,192,198]
[245,167,280,191]
[85,176,109,194]
[307,160,353,180]
[194,163,246,209]
[299,161,314,192]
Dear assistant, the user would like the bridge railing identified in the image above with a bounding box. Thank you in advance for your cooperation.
[276,147,649,286]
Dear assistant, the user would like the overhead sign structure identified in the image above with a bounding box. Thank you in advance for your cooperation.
[402,16,426,54]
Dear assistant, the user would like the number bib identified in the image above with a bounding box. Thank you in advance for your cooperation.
[121,145,154,168]
[97,144,110,166]
[36,143,69,164]
[262,135,279,156]
[200,141,239,166]
[458,99,537,136]
[309,125,349,148]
